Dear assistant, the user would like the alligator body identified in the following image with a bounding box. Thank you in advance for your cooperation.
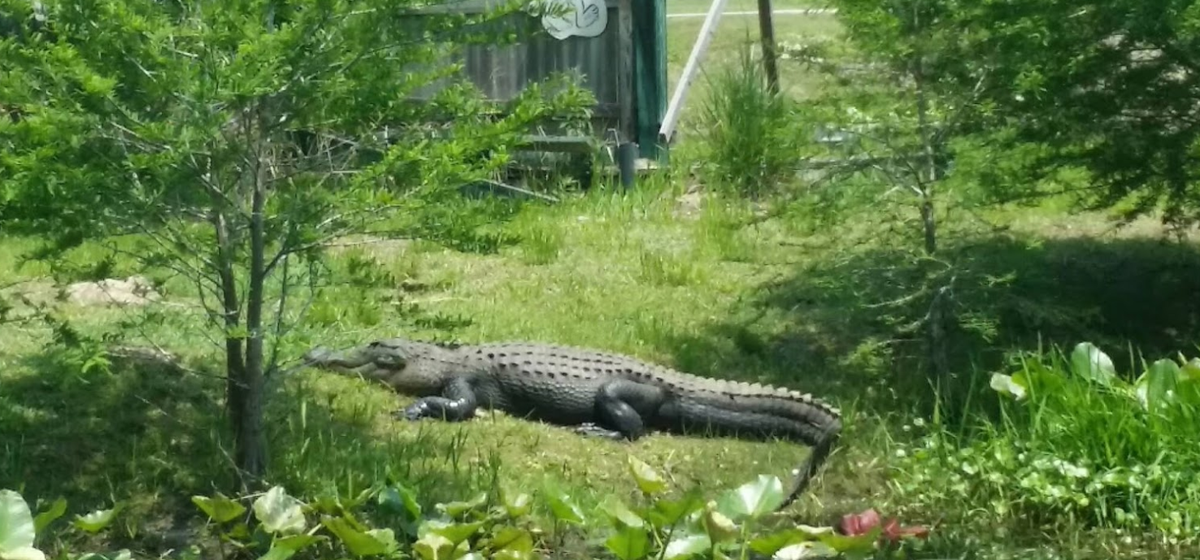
[302,338,841,510]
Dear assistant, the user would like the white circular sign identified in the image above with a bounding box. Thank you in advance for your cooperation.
[541,0,608,40]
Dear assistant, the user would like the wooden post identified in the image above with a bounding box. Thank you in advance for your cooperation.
[756,0,779,94]
[658,0,729,145]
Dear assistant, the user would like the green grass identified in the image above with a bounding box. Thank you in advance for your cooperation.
[666,0,835,15]
[664,8,844,134]
[4,174,1200,558]
[0,185,878,553]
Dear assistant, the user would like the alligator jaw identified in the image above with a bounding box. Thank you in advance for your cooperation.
[302,340,451,398]
[303,345,389,376]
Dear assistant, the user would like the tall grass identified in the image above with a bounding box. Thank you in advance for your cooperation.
[695,43,802,198]
[888,342,1200,544]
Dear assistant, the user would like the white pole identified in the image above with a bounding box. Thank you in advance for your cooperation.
[658,0,729,145]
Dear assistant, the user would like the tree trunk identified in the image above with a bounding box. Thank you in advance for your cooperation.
[912,47,952,397]
[213,208,265,488]
[236,127,271,485]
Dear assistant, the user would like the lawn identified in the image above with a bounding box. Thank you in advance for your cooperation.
[5,171,1199,558]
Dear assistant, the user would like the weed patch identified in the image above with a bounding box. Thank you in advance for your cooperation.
[695,46,804,198]
[889,342,1200,548]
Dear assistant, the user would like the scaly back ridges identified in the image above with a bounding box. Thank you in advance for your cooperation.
[666,372,841,416]
[463,341,840,416]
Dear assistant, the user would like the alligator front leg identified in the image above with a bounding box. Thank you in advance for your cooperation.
[395,377,479,422]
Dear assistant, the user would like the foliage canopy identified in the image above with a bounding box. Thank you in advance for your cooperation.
[0,0,592,481]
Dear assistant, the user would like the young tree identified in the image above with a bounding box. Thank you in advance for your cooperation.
[791,0,987,397]
[0,0,591,487]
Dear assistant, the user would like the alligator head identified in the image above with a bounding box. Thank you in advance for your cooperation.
[302,338,450,395]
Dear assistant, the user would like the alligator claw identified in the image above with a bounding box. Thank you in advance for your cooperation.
[572,423,625,441]
[393,403,429,421]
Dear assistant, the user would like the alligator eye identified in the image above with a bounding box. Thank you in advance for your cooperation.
[373,353,407,369]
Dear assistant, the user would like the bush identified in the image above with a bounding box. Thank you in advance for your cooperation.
[695,45,802,199]
[888,342,1200,544]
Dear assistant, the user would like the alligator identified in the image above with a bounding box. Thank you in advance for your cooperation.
[301,337,842,510]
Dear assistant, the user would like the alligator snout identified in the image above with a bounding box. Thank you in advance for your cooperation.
[302,346,335,364]
[301,346,372,371]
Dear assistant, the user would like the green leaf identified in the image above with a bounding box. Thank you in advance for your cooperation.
[598,495,644,529]
[773,541,840,559]
[489,526,534,554]
[32,498,67,534]
[989,373,1027,399]
[421,519,485,546]
[500,490,532,519]
[279,534,324,547]
[662,533,711,560]
[1181,358,1200,381]
[378,484,422,520]
[627,456,668,495]
[75,551,133,560]
[257,545,298,560]
[1135,359,1180,411]
[748,527,817,556]
[0,490,45,560]
[719,475,784,519]
[321,516,396,557]
[413,532,456,560]
[192,494,246,524]
[1,548,47,560]
[808,526,878,556]
[72,505,120,534]
[645,490,704,528]
[493,550,533,560]
[436,492,487,519]
[700,503,738,543]
[1071,342,1117,386]
[543,485,586,525]
[604,525,650,560]
[1177,358,1200,405]
[252,486,306,535]
[261,533,327,560]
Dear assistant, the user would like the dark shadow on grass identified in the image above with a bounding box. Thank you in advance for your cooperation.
[0,345,231,551]
[661,232,1200,417]
[265,372,513,508]
[0,342,494,555]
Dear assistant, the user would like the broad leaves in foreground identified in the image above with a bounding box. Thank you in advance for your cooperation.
[993,341,1200,413]
[0,490,45,560]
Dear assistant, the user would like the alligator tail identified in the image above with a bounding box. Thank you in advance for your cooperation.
[675,381,843,512]
[777,417,841,511]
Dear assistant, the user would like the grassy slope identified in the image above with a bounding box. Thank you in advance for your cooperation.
[4,173,1198,558]
[0,183,886,549]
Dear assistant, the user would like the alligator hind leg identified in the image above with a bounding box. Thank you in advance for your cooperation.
[395,377,479,422]
[573,380,664,441]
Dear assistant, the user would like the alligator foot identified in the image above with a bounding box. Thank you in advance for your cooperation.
[572,423,626,441]
[391,406,427,422]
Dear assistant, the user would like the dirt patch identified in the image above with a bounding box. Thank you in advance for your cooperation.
[325,234,415,259]
[65,275,161,306]
[673,184,706,219]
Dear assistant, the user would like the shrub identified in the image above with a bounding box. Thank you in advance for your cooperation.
[888,342,1200,544]
[695,45,802,199]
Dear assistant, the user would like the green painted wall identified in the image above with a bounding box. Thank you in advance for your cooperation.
[632,0,667,160]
